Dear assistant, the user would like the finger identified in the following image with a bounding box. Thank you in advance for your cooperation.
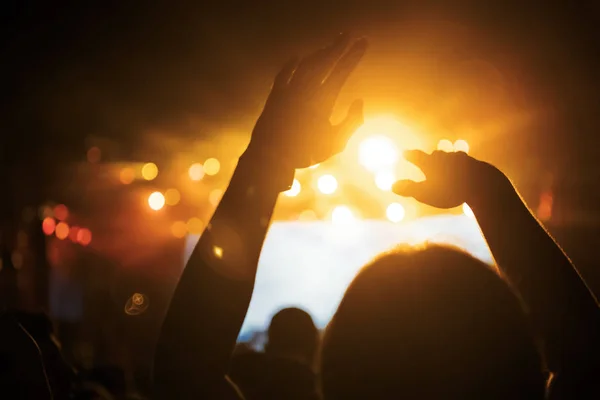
[321,38,368,109]
[332,99,364,152]
[392,180,438,205]
[392,179,421,198]
[291,34,351,88]
[272,57,299,93]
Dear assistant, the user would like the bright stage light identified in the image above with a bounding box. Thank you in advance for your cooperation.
[375,170,395,191]
[317,175,338,194]
[463,203,475,218]
[148,191,165,211]
[454,139,470,153]
[188,163,205,181]
[437,139,454,152]
[331,206,355,225]
[386,203,405,223]
[284,179,301,197]
[359,135,398,172]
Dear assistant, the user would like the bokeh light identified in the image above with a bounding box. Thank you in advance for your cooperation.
[188,163,205,181]
[42,217,56,235]
[359,136,398,172]
[317,175,338,194]
[454,139,470,153]
[213,246,224,259]
[77,228,92,246]
[437,139,454,152]
[386,203,406,223]
[55,222,69,240]
[187,217,204,234]
[141,163,159,181]
[68,226,80,242]
[284,179,301,197]
[463,203,475,218]
[298,209,317,221]
[125,293,149,316]
[54,204,69,221]
[375,170,395,191]
[148,192,165,211]
[209,189,224,206]
[120,168,135,184]
[331,206,355,225]
[164,189,181,206]
[171,221,187,238]
[87,147,101,163]
[203,158,221,176]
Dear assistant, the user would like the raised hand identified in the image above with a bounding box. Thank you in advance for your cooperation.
[246,34,368,170]
[392,150,499,209]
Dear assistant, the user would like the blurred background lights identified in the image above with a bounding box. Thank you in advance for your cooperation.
[437,139,454,152]
[77,228,92,246]
[375,170,395,191]
[164,188,181,206]
[284,179,301,197]
[188,163,205,181]
[148,191,165,211]
[209,189,224,206]
[386,203,406,223]
[87,146,101,163]
[42,217,56,235]
[124,293,149,316]
[298,209,317,221]
[186,217,204,234]
[171,221,187,238]
[454,139,470,153]
[317,174,338,194]
[359,135,398,172]
[203,158,220,176]
[463,203,475,218]
[55,222,70,240]
[331,205,355,225]
[141,163,159,180]
[54,204,69,221]
[120,168,135,184]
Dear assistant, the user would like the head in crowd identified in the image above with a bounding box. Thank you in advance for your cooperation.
[266,307,319,367]
[320,245,547,399]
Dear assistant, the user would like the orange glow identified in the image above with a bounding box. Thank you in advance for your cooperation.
[317,175,338,194]
[213,246,224,259]
[42,217,56,235]
[284,179,301,197]
[187,217,204,234]
[359,136,398,172]
[141,163,159,181]
[203,158,221,176]
[87,146,101,163]
[120,168,135,184]
[386,203,406,222]
[77,228,92,246]
[454,139,470,153]
[55,222,69,240]
[165,188,181,206]
[171,221,187,238]
[68,226,80,242]
[148,192,165,211]
[54,204,69,221]
[437,139,454,152]
[188,163,205,181]
[299,209,317,221]
[209,189,224,206]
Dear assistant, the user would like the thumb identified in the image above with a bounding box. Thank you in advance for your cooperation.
[392,179,436,205]
[334,99,364,151]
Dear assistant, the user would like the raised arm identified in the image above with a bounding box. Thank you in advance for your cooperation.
[394,150,600,398]
[153,34,367,399]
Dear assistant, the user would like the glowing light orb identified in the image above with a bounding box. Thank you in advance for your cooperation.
[203,158,221,176]
[375,170,395,191]
[213,246,224,259]
[188,163,205,181]
[42,217,56,235]
[454,139,470,153]
[165,188,181,206]
[141,163,159,181]
[386,203,406,223]
[77,229,92,246]
[120,168,135,184]
[463,203,475,218]
[171,221,187,238]
[187,217,204,234]
[359,136,398,172]
[55,222,69,240]
[148,192,165,211]
[209,189,224,206]
[331,206,355,225]
[284,179,301,197]
[437,139,454,152]
[317,175,338,194]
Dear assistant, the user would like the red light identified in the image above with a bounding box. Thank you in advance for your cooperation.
[77,228,92,246]
[42,218,56,235]
[54,204,69,221]
[55,222,69,240]
[69,226,80,242]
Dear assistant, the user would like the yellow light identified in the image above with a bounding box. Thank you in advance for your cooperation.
[120,168,135,184]
[386,203,405,223]
[437,139,454,152]
[463,203,475,218]
[358,136,398,172]
[331,206,355,225]
[317,174,338,194]
[187,217,204,234]
[171,221,187,238]
[209,189,224,206]
[213,246,223,259]
[164,188,181,206]
[188,163,205,181]
[309,163,320,169]
[148,191,165,211]
[141,163,159,181]
[454,139,470,153]
[298,209,317,221]
[203,158,221,176]
[284,179,301,197]
[375,170,395,191]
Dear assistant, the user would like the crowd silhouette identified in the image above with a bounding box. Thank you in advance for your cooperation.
[3,34,600,399]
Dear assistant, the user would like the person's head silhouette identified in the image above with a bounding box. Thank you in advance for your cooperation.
[266,307,319,367]
[320,245,546,399]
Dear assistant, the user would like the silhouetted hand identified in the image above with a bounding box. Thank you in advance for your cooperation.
[392,150,499,209]
[246,34,368,169]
